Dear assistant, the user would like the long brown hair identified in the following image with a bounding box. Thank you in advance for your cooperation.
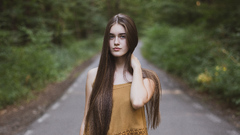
[85,13,161,135]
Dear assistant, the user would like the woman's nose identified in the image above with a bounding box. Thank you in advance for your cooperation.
[114,37,119,45]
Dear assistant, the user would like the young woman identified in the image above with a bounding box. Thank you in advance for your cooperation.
[80,13,161,135]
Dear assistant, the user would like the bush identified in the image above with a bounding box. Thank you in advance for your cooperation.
[0,37,102,108]
[142,24,240,106]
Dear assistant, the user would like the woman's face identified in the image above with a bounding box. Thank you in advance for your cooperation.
[109,24,128,58]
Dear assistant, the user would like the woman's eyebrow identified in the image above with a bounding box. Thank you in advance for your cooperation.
[109,33,126,35]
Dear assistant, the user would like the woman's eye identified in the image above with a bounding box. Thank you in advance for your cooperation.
[109,35,114,39]
[120,35,126,39]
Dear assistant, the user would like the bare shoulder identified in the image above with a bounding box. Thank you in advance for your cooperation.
[88,67,98,76]
[87,67,98,85]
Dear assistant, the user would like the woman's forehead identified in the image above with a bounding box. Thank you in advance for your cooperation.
[110,24,126,34]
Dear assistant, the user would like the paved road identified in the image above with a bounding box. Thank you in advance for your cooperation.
[19,42,240,135]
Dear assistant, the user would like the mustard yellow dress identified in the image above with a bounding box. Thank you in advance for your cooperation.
[107,82,148,135]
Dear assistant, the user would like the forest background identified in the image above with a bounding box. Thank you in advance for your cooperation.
[0,0,239,110]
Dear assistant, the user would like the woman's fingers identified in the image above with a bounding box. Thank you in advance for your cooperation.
[131,54,141,69]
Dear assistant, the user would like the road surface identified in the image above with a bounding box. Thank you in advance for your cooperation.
[18,42,240,135]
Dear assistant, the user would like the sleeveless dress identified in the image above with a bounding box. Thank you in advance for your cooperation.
[107,82,148,135]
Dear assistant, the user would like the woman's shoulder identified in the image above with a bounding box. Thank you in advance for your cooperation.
[87,67,98,84]
[88,67,98,75]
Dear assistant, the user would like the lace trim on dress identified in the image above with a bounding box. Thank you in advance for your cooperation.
[114,128,147,135]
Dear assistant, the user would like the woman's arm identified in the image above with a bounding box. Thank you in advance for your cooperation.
[130,55,155,109]
[79,68,97,135]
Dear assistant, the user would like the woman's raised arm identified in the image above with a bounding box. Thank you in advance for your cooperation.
[130,55,155,109]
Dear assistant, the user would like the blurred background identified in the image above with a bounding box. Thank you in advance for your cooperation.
[0,0,239,120]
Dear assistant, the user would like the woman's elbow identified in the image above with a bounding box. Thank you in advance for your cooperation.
[131,99,145,109]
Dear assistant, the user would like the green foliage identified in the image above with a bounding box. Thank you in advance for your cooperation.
[1,0,240,109]
[163,0,240,54]
[139,0,240,107]
[0,37,102,108]
[142,24,240,106]
[146,1,201,26]
[0,0,105,108]
[142,24,206,77]
[0,0,106,46]
[19,26,53,45]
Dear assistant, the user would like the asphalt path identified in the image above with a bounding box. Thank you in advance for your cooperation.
[19,42,240,135]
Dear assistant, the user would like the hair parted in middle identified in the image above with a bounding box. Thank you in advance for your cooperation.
[85,13,161,135]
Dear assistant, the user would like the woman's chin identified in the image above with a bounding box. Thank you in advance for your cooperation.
[111,53,125,57]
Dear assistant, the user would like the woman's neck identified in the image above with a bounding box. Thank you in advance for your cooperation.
[114,56,132,84]
[114,56,125,72]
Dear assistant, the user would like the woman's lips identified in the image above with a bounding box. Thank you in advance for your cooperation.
[113,47,121,51]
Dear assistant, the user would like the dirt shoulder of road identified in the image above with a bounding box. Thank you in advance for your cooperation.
[0,55,98,135]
